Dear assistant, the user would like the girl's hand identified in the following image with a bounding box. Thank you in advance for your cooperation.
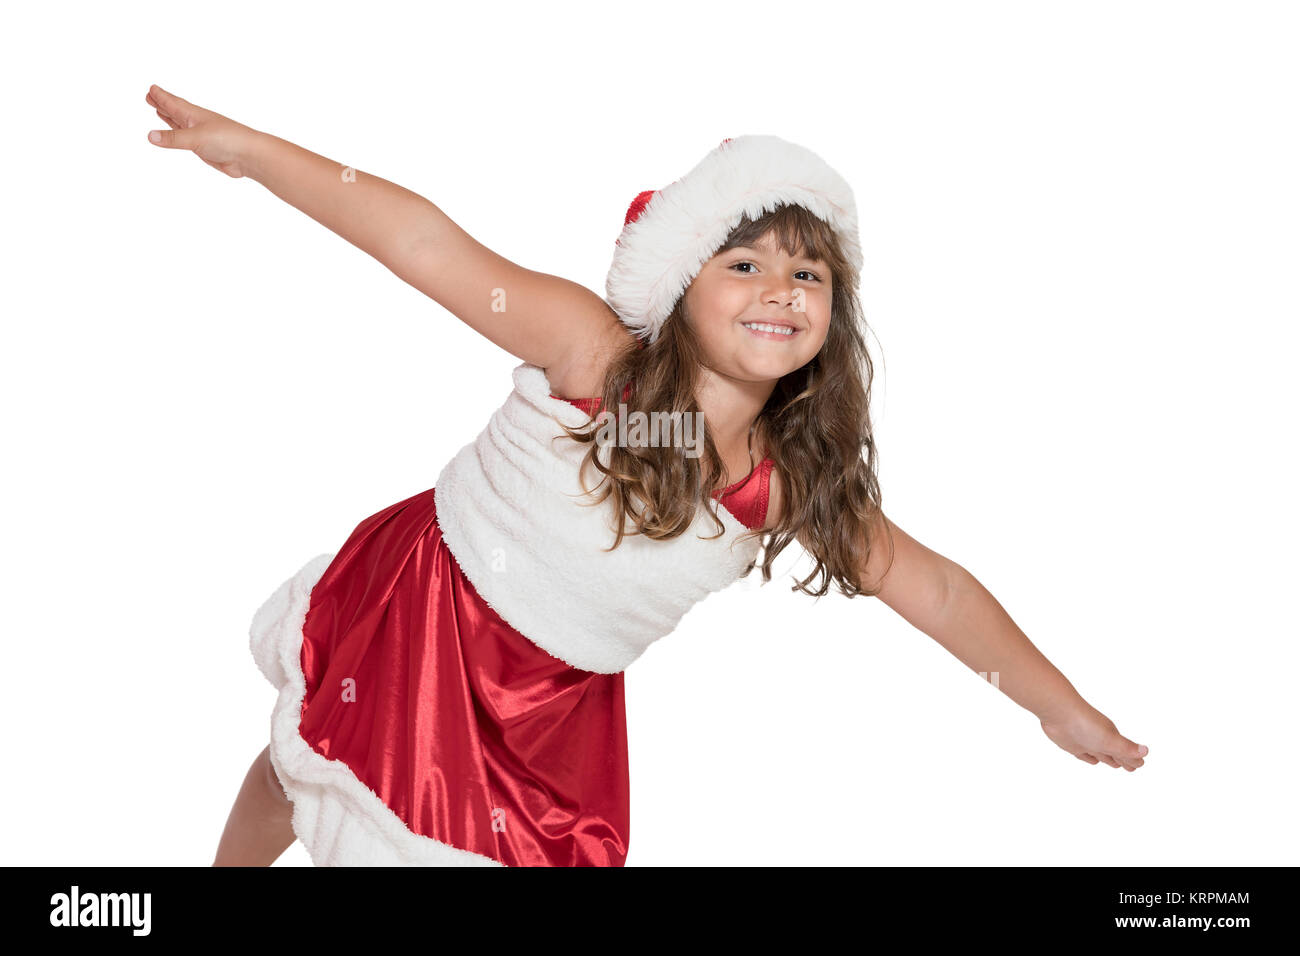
[1039,700,1148,771]
[144,85,259,178]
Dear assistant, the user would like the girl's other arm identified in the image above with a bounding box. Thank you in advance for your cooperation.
[145,86,622,375]
[853,511,1148,770]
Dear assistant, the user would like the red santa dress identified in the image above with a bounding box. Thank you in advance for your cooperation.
[249,363,773,866]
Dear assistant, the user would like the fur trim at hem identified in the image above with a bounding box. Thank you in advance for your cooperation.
[248,553,506,867]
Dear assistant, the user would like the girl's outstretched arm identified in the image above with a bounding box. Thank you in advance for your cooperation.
[855,513,1149,771]
[144,85,624,375]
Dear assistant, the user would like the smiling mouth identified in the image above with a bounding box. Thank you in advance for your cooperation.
[741,321,798,338]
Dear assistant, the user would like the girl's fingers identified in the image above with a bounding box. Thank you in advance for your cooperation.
[147,103,182,135]
[146,86,175,121]
[147,85,194,123]
[146,86,195,149]
[148,127,195,149]
[1119,747,1146,769]
[147,85,213,136]
[1075,724,1149,770]
[1092,726,1146,769]
[1107,728,1148,758]
[1112,734,1149,770]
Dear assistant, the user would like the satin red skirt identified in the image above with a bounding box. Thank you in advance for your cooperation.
[297,486,630,866]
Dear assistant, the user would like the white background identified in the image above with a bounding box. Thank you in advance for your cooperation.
[3,0,1296,866]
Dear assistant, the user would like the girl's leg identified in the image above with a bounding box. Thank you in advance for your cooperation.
[212,744,297,866]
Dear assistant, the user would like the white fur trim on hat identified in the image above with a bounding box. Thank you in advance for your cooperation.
[605,134,863,345]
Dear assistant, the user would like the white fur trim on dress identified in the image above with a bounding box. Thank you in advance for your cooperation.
[433,361,762,674]
[605,134,863,344]
[249,553,505,867]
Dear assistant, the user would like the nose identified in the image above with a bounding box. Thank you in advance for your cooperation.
[761,282,795,309]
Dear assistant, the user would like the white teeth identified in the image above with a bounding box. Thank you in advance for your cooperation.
[742,322,795,336]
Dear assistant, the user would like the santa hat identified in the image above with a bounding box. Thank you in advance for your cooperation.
[605,135,863,345]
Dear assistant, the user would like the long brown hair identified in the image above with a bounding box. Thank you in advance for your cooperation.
[557,201,891,598]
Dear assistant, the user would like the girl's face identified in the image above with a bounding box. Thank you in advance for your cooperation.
[682,231,832,383]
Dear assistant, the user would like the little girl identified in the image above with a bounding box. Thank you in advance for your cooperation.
[146,85,1149,868]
